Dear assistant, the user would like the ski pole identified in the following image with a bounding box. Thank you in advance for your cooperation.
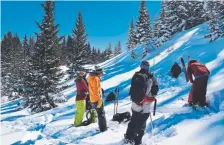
[114,88,118,115]
[153,98,157,116]
[149,112,154,133]
[116,88,119,114]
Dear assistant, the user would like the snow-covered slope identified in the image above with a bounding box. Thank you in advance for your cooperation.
[1,24,224,145]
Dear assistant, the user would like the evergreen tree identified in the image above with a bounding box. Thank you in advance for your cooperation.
[115,41,122,55]
[131,50,138,60]
[91,47,97,63]
[23,1,65,113]
[153,16,160,40]
[127,19,136,50]
[1,31,14,97]
[60,36,67,65]
[155,1,171,47]
[135,1,153,45]
[205,1,224,42]
[86,42,92,63]
[29,36,35,56]
[23,35,29,58]
[97,49,102,62]
[105,43,113,59]
[142,46,148,58]
[68,12,88,77]
[66,35,73,64]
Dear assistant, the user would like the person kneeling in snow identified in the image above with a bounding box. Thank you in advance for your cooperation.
[88,68,107,132]
[125,60,158,145]
[74,71,89,127]
[187,60,210,107]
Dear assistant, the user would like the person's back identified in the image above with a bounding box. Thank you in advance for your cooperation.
[125,60,158,145]
[88,73,101,103]
[187,60,210,82]
[187,60,210,106]
[88,69,107,132]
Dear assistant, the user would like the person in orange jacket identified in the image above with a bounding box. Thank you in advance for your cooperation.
[88,68,107,132]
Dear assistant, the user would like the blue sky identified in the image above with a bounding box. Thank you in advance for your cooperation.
[1,1,161,50]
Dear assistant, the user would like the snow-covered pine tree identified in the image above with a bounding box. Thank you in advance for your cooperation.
[114,41,122,56]
[131,50,138,60]
[135,1,153,45]
[60,36,67,65]
[23,1,65,113]
[23,35,29,58]
[142,46,148,59]
[68,12,88,77]
[166,0,206,34]
[86,42,92,63]
[105,43,113,59]
[153,16,159,40]
[1,31,14,97]
[28,36,35,56]
[66,35,73,64]
[205,0,224,42]
[90,47,96,63]
[1,31,24,100]
[155,1,171,47]
[116,41,122,55]
[97,49,102,62]
[114,45,118,56]
[127,19,136,50]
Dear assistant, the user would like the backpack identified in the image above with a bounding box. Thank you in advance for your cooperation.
[151,74,159,96]
[130,72,149,104]
[170,62,182,78]
[112,112,131,123]
[105,92,116,102]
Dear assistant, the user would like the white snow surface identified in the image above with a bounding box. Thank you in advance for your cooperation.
[1,24,224,145]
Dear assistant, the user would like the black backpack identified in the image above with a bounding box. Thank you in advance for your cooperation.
[105,92,116,102]
[150,74,159,96]
[170,62,181,78]
[112,112,131,123]
[130,72,149,104]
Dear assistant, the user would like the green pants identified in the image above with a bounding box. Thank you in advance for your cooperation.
[90,109,97,123]
[74,100,97,126]
[74,100,86,126]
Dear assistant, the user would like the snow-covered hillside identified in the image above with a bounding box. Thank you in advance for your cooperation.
[1,24,224,145]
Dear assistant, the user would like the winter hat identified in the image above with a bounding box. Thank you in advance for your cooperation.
[79,71,86,76]
[140,60,150,71]
[95,68,104,74]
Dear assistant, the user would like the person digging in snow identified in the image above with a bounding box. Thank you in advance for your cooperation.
[187,59,210,107]
[125,60,159,145]
[74,71,89,127]
[88,68,107,132]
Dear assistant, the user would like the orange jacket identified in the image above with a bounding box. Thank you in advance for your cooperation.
[88,74,102,103]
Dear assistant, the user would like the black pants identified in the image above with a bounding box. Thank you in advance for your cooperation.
[192,76,208,106]
[92,102,107,132]
[86,95,91,110]
[125,110,150,145]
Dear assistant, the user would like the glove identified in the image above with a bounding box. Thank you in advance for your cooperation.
[97,99,103,108]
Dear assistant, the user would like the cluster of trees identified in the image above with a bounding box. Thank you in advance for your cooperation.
[126,1,153,59]
[1,1,122,112]
[204,1,224,42]
[127,0,224,57]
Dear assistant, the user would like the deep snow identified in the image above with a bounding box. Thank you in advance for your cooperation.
[1,23,224,145]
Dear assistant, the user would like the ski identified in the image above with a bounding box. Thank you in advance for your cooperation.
[180,57,189,82]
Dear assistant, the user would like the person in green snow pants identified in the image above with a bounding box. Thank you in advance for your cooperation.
[74,71,89,126]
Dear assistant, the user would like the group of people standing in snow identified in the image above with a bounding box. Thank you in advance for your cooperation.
[74,68,107,132]
[74,58,210,145]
